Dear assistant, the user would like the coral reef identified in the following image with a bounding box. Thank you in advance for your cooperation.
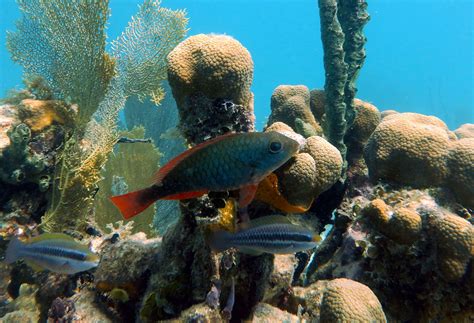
[34,0,187,232]
[454,123,474,139]
[365,112,474,206]
[305,184,474,321]
[167,33,255,143]
[344,98,381,165]
[250,303,299,322]
[264,123,343,209]
[268,85,323,137]
[1,0,472,322]
[318,0,369,161]
[0,284,40,323]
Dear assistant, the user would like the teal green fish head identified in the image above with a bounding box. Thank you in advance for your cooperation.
[249,131,300,173]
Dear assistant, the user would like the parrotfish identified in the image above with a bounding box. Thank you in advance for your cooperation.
[110,132,300,219]
[209,215,321,255]
[5,233,99,274]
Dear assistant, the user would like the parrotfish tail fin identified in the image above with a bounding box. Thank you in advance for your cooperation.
[5,236,23,264]
[209,230,233,252]
[110,187,159,220]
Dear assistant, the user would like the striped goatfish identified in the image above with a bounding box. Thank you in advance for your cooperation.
[210,215,321,255]
[5,233,99,274]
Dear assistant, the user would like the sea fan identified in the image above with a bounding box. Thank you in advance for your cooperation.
[7,0,115,126]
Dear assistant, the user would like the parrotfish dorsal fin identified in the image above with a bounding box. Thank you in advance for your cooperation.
[151,132,238,184]
[27,233,76,244]
[238,215,292,230]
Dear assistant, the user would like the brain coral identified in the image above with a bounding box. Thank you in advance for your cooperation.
[346,99,380,143]
[270,125,342,209]
[167,33,253,110]
[446,138,474,207]
[364,113,452,186]
[454,123,474,139]
[320,278,387,322]
[363,199,422,245]
[167,34,255,143]
[309,89,326,122]
[364,112,474,207]
[268,85,323,137]
[429,211,474,283]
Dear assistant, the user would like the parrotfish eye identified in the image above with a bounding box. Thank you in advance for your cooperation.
[269,141,283,153]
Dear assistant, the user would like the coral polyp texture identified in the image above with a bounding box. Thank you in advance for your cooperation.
[320,278,386,322]
[428,211,474,282]
[167,34,255,143]
[364,112,474,206]
[454,123,474,139]
[263,122,342,210]
[268,85,323,138]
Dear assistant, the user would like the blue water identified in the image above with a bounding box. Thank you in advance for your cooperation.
[0,0,472,129]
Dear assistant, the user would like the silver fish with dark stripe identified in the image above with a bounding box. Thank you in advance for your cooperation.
[5,233,99,274]
[210,215,321,255]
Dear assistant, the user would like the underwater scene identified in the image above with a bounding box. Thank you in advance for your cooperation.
[0,0,472,322]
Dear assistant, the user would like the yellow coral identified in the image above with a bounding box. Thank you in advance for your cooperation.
[309,89,326,122]
[454,123,474,139]
[255,173,308,213]
[320,278,387,322]
[208,199,237,233]
[18,99,75,132]
[264,125,342,209]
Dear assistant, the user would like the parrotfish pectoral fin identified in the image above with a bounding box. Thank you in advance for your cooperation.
[110,187,158,220]
[239,183,259,208]
[5,237,23,264]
